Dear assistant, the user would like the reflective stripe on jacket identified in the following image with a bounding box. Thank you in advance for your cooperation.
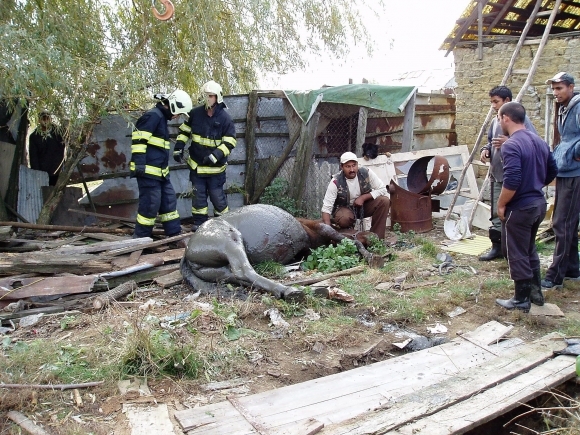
[174,103,236,176]
[130,104,172,180]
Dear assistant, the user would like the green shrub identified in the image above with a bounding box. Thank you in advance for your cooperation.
[302,238,361,273]
[260,178,305,216]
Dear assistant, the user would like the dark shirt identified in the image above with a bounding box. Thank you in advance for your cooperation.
[501,129,558,209]
[29,127,65,176]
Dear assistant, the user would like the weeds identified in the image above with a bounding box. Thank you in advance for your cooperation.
[254,260,287,279]
[302,238,361,272]
[260,178,305,216]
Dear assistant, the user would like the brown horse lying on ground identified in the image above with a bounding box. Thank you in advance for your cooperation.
[180,204,382,301]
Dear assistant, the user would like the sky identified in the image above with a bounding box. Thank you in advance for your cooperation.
[261,0,469,90]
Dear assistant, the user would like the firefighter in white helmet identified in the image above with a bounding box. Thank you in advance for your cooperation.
[130,89,192,240]
[174,80,236,230]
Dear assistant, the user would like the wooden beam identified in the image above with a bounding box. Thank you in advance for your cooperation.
[243,90,259,204]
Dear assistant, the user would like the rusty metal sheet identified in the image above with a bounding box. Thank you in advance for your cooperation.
[407,156,450,195]
[0,275,98,300]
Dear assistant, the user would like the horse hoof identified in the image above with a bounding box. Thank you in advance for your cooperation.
[283,288,305,303]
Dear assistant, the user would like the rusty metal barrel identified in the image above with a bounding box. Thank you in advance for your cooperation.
[389,181,433,233]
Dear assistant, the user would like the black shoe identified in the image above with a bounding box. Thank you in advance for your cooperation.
[541,279,563,290]
[495,279,532,313]
[479,243,504,261]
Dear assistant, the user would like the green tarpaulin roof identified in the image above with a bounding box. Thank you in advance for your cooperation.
[284,84,417,123]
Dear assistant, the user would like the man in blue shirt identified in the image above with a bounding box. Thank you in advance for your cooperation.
[495,102,558,312]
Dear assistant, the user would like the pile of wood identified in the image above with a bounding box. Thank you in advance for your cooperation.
[0,221,191,323]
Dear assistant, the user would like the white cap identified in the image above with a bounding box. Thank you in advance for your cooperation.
[340,152,358,164]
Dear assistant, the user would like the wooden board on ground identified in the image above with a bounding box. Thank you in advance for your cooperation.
[174,321,520,434]
[530,302,565,316]
[324,333,566,434]
[153,270,183,288]
[0,275,98,300]
[388,355,575,435]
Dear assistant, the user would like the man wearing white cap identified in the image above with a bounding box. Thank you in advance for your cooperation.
[542,72,580,289]
[321,151,390,239]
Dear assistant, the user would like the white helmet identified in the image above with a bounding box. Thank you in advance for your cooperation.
[201,80,223,108]
[166,89,193,116]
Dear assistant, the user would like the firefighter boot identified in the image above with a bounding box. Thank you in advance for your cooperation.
[530,268,544,306]
[479,228,504,261]
[495,279,532,313]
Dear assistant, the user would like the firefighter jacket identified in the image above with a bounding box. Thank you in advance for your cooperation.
[130,103,173,180]
[332,166,373,214]
[174,103,236,176]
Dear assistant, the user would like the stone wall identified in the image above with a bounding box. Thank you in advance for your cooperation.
[453,37,580,157]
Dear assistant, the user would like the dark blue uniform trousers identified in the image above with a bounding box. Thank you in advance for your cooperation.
[190,172,228,226]
[134,176,181,237]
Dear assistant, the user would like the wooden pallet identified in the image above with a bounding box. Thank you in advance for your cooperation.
[174,322,570,434]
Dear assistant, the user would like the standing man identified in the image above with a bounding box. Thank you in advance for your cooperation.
[321,152,390,239]
[479,86,538,261]
[495,102,558,312]
[130,90,192,239]
[29,110,66,186]
[542,72,580,289]
[173,80,236,230]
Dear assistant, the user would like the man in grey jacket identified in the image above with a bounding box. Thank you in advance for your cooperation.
[542,72,580,289]
[479,86,538,261]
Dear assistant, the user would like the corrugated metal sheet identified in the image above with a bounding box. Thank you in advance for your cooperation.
[17,165,48,223]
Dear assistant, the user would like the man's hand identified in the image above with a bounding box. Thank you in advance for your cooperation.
[134,164,146,178]
[498,204,506,221]
[480,149,490,164]
[173,150,184,163]
[202,153,218,166]
[492,135,508,149]
[353,193,372,207]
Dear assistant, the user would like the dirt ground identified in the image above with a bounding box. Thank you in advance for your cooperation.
[1,218,580,435]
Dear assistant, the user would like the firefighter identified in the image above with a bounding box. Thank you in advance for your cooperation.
[130,89,192,239]
[173,80,236,230]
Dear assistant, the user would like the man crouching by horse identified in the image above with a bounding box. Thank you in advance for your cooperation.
[322,151,390,239]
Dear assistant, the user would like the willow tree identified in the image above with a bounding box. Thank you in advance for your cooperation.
[0,0,383,224]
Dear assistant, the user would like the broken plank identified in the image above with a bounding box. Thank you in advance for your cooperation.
[153,269,182,289]
[176,321,510,433]
[459,320,513,346]
[94,264,181,290]
[105,232,192,257]
[284,266,365,286]
[53,237,152,255]
[0,306,66,321]
[390,355,576,435]
[110,248,184,269]
[323,333,567,434]
[0,221,162,235]
[0,253,112,276]
[92,280,137,309]
[0,275,98,300]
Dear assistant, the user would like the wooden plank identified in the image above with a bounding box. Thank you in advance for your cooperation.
[0,275,98,300]
[0,253,112,276]
[110,248,183,269]
[53,237,152,255]
[322,333,566,434]
[459,320,513,346]
[176,400,256,434]
[390,355,576,435]
[176,321,511,432]
[153,269,182,288]
[105,233,192,257]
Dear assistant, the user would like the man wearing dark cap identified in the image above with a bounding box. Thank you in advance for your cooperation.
[321,151,390,239]
[29,110,65,186]
[542,72,580,289]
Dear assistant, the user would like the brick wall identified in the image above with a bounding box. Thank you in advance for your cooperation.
[453,37,580,159]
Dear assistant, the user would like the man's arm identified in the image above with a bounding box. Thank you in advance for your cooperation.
[354,168,387,206]
[480,121,494,163]
[321,181,338,224]
[28,133,40,170]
